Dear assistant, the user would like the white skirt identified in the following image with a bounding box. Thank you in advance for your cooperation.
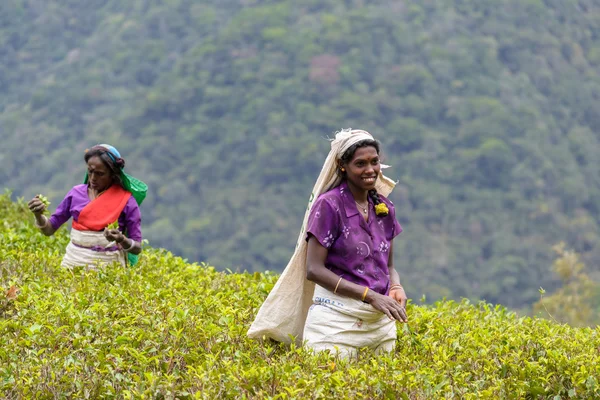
[61,229,126,269]
[303,285,397,358]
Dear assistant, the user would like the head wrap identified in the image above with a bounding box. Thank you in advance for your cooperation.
[84,144,148,207]
[98,143,121,163]
[248,128,397,344]
[298,128,396,243]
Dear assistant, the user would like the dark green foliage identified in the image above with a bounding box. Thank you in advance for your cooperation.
[1,1,600,309]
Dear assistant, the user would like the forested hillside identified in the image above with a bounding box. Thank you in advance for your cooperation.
[2,0,600,308]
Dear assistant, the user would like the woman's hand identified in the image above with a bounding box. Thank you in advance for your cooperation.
[28,196,46,216]
[367,291,408,322]
[28,195,56,236]
[104,228,124,244]
[389,286,407,308]
[104,229,142,255]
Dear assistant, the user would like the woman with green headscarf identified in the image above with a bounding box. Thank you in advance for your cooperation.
[27,144,148,268]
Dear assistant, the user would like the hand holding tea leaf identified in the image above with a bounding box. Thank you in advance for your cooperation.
[28,194,50,215]
[104,221,122,247]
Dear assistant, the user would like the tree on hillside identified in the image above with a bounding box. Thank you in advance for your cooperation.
[534,242,600,327]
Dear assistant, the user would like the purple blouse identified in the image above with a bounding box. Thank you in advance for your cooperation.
[49,184,142,242]
[305,181,402,295]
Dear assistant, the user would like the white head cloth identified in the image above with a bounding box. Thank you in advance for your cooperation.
[247,129,397,344]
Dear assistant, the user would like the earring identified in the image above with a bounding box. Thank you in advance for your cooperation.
[341,168,345,172]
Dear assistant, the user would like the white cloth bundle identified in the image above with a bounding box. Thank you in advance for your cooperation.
[247,129,396,344]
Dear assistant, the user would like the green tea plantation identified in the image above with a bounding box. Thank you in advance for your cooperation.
[1,192,599,399]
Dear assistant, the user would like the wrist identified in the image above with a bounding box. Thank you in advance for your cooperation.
[121,238,135,251]
[364,288,375,303]
[34,216,49,229]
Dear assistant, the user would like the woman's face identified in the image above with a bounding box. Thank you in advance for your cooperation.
[343,146,380,192]
[87,156,113,192]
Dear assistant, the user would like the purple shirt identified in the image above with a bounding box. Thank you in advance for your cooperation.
[49,184,142,242]
[305,181,402,295]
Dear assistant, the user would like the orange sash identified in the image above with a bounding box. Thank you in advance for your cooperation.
[72,185,132,231]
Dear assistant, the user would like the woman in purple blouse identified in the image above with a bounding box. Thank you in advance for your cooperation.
[249,129,406,357]
[27,144,146,268]
[302,130,408,356]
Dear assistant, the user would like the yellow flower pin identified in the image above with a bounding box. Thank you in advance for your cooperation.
[375,203,389,216]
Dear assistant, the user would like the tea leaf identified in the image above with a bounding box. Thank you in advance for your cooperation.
[107,220,119,230]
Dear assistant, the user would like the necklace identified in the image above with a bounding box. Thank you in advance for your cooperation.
[354,200,369,214]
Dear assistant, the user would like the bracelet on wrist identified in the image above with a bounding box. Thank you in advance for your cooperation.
[361,286,369,302]
[121,238,135,251]
[334,277,343,294]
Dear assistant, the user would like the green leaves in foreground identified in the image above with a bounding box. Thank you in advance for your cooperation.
[1,193,600,398]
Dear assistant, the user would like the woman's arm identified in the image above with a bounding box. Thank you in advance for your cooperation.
[387,242,408,311]
[28,197,57,236]
[306,236,407,322]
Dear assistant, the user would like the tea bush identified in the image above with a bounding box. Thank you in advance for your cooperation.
[1,192,599,399]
